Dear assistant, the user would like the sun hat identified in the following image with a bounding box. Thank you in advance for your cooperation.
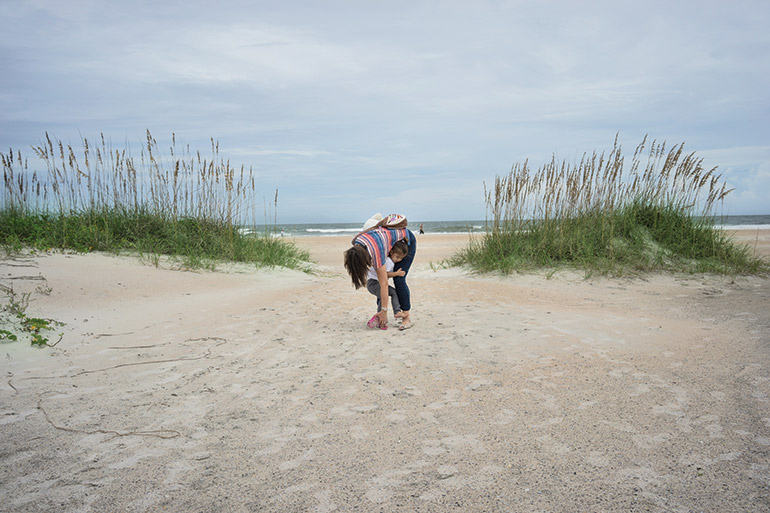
[362,213,383,231]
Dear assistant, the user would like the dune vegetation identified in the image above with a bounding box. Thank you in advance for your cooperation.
[1,131,310,270]
[453,135,768,276]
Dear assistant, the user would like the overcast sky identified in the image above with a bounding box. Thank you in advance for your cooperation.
[2,0,768,223]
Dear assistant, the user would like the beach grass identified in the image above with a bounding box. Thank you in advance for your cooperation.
[452,135,769,276]
[1,131,310,270]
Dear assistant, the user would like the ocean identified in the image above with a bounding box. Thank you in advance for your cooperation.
[246,215,770,238]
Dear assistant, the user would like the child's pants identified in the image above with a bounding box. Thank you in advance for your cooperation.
[366,279,401,313]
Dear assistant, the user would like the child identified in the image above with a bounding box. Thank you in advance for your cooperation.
[365,241,408,329]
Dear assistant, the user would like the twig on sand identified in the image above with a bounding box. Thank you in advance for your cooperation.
[71,337,227,376]
[36,392,181,440]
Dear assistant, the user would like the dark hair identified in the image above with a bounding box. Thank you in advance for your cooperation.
[344,244,371,289]
[390,240,408,258]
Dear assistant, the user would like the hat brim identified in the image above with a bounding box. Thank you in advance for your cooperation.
[362,213,383,231]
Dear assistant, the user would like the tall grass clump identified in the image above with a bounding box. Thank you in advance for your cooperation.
[454,135,768,276]
[1,131,310,269]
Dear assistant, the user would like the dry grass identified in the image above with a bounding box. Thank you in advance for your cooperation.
[484,134,731,236]
[3,130,263,226]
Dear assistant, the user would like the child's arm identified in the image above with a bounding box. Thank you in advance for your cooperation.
[386,270,405,278]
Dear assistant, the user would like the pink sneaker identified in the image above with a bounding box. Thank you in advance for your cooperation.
[367,315,380,329]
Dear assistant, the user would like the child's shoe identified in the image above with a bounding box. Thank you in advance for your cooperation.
[367,315,380,329]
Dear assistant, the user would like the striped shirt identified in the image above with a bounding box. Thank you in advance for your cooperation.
[353,228,408,270]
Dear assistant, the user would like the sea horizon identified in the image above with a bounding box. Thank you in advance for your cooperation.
[242,214,770,238]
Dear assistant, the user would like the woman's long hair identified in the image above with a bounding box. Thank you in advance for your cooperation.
[344,244,371,289]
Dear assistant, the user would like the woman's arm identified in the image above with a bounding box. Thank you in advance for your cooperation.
[377,265,389,324]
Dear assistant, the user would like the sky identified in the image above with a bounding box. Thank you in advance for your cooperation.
[1,0,769,223]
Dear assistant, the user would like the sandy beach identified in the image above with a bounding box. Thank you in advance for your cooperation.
[1,230,769,512]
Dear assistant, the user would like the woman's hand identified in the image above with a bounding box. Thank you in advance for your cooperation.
[377,308,388,326]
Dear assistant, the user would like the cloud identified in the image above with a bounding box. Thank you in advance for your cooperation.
[2,0,769,221]
[229,147,333,158]
[703,147,770,215]
[725,164,770,215]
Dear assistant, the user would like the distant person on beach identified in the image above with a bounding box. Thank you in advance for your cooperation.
[419,224,424,234]
[365,241,408,328]
[344,213,416,330]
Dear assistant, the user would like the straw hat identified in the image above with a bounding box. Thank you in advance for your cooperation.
[362,213,383,230]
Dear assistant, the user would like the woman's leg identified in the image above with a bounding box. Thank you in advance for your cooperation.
[393,230,416,313]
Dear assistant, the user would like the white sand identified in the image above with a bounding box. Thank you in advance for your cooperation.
[1,231,769,512]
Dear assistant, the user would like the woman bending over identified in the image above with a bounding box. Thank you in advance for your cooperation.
[344,225,416,330]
